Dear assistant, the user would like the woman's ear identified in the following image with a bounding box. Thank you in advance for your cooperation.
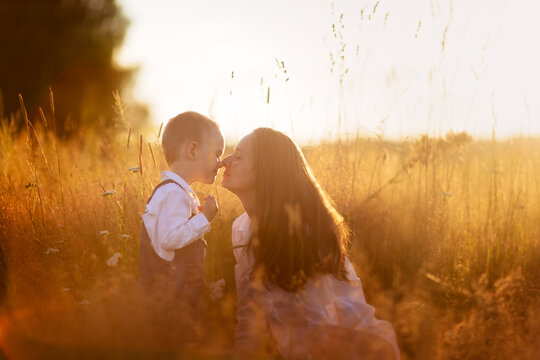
[185,141,198,160]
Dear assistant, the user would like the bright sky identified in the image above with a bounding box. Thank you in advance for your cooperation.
[115,0,540,143]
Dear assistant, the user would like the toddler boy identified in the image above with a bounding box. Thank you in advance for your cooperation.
[139,111,224,303]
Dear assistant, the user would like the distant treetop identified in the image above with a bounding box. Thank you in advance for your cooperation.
[0,0,137,136]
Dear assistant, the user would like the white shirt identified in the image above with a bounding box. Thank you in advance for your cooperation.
[232,212,400,359]
[142,171,210,262]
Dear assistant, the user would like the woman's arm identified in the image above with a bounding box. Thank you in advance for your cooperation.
[233,261,277,357]
[231,214,276,357]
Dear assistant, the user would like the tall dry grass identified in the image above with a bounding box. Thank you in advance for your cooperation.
[0,94,539,359]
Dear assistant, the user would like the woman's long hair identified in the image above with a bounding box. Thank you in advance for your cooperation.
[249,128,350,292]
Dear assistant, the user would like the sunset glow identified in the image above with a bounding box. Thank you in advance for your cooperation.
[116,0,540,142]
[2,1,540,358]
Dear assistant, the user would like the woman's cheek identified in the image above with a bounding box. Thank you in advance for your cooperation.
[244,168,256,189]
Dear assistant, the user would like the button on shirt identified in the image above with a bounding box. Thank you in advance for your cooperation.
[142,171,210,262]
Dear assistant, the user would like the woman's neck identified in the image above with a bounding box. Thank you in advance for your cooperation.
[237,190,256,218]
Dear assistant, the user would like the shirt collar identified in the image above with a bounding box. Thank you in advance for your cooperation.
[161,170,197,197]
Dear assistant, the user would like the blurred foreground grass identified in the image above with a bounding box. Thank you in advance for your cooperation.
[0,100,539,359]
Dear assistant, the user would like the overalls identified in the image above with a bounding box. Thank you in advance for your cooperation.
[139,179,207,303]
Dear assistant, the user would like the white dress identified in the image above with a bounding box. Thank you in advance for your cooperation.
[232,212,400,359]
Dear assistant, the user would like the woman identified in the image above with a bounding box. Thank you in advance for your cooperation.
[221,128,399,359]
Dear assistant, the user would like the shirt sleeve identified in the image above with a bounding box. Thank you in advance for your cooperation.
[232,229,273,355]
[233,263,265,353]
[157,188,210,252]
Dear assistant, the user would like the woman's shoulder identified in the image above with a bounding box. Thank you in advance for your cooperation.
[232,212,251,247]
[232,212,250,231]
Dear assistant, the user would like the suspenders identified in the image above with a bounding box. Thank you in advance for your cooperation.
[145,179,191,208]
[141,178,207,298]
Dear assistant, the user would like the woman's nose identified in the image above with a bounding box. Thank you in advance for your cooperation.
[221,155,232,167]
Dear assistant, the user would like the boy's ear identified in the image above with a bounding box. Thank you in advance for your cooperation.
[185,141,198,160]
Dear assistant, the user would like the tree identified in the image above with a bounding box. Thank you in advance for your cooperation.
[0,0,137,135]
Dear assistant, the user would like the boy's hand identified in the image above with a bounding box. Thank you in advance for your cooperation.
[201,195,219,223]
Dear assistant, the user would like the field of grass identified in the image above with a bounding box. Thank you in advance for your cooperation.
[0,96,539,359]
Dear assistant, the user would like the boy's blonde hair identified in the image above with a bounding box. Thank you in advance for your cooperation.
[161,111,219,166]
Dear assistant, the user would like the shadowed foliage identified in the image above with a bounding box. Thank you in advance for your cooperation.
[0,0,134,136]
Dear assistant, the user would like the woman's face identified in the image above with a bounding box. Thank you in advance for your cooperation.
[221,133,256,194]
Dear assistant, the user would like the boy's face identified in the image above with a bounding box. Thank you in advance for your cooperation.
[195,128,225,184]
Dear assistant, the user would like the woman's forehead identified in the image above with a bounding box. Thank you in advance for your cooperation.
[235,133,254,152]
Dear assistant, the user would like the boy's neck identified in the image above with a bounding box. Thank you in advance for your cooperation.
[169,162,196,185]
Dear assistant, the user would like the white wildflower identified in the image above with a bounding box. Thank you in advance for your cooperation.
[119,234,132,239]
[45,248,60,255]
[99,230,109,237]
[209,278,226,301]
[101,190,117,196]
[106,252,122,267]
[80,299,91,305]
